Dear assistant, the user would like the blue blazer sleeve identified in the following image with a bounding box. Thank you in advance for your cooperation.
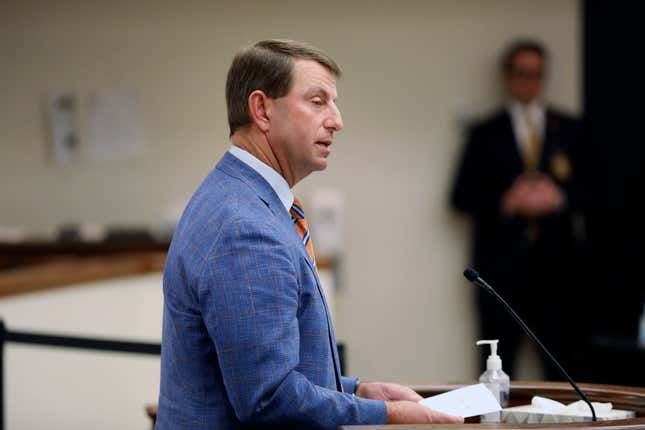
[341,376,359,394]
[199,216,386,429]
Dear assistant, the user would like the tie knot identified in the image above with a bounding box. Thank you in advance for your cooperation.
[522,106,537,129]
[290,198,306,220]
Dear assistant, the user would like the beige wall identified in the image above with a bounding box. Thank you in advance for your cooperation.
[0,0,580,427]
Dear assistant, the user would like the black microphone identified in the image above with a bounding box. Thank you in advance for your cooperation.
[463,268,597,421]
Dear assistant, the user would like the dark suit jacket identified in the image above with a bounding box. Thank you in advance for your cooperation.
[451,107,587,295]
[157,152,386,429]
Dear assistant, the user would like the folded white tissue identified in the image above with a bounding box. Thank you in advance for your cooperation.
[502,396,635,423]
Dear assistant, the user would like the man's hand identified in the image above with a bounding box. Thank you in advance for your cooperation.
[357,382,463,424]
[385,401,464,424]
[528,175,565,216]
[501,176,533,217]
[355,382,422,402]
[502,173,565,218]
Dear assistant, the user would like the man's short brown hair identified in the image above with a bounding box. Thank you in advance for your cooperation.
[501,39,548,76]
[225,39,342,136]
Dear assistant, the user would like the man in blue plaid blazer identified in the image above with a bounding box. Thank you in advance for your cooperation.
[156,40,462,429]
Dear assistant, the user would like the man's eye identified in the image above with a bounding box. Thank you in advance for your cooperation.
[312,98,323,105]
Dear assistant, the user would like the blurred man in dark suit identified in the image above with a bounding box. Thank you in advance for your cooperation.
[451,39,589,380]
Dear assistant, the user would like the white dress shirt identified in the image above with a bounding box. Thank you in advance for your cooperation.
[508,100,546,154]
[228,145,294,213]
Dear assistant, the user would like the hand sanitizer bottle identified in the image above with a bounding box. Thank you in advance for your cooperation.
[476,339,510,423]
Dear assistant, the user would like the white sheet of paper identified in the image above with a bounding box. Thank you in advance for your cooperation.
[419,383,501,418]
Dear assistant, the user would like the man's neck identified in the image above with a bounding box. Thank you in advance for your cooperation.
[231,129,295,187]
[509,97,544,110]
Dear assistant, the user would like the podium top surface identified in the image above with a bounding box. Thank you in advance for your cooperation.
[339,381,645,430]
[339,418,645,429]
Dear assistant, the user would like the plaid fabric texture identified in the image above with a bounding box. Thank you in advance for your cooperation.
[156,152,386,429]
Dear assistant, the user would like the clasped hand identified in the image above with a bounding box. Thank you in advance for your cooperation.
[501,173,565,218]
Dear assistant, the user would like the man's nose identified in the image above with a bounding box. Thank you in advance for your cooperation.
[325,105,343,132]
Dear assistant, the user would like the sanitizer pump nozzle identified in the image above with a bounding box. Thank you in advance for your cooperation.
[476,339,510,423]
[476,339,502,371]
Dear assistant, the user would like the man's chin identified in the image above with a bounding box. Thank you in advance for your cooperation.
[315,159,329,171]
[307,155,329,171]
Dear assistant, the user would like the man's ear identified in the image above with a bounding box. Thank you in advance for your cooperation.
[248,90,272,133]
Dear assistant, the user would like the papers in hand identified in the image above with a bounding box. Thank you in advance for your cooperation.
[419,383,501,418]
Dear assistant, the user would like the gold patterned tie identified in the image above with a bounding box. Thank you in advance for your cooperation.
[290,197,316,266]
[523,109,542,172]
[523,108,541,242]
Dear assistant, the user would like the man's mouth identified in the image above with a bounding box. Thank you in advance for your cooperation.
[316,140,332,148]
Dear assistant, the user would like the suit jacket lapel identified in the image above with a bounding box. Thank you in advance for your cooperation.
[216,151,289,221]
[299,239,344,390]
[542,109,561,165]
[500,111,526,173]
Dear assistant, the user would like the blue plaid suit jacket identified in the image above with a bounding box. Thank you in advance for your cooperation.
[156,152,386,429]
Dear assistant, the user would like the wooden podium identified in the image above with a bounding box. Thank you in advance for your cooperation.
[339,381,645,429]
[145,381,645,429]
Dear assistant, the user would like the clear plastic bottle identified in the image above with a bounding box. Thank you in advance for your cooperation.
[476,339,510,423]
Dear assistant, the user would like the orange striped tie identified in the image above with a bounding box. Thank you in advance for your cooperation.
[291,197,344,392]
[290,198,315,266]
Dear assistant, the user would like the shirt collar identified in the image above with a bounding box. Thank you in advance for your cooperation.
[508,99,545,123]
[228,145,294,212]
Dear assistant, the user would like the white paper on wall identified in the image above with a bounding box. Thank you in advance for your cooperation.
[88,88,146,161]
[309,188,344,259]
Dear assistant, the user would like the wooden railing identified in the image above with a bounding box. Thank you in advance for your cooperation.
[0,240,169,298]
[0,241,337,298]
